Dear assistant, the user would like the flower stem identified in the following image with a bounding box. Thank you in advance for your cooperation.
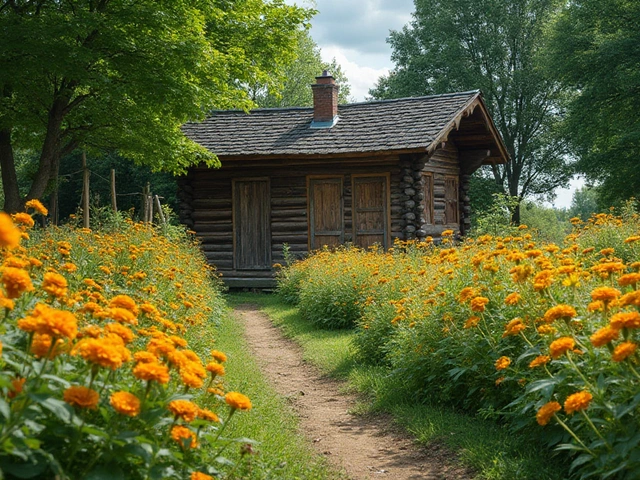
[552,413,594,456]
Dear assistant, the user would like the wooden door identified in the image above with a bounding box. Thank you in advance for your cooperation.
[352,175,389,249]
[309,177,343,250]
[233,179,271,270]
[444,176,459,225]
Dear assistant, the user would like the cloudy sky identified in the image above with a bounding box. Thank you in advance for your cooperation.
[288,0,579,207]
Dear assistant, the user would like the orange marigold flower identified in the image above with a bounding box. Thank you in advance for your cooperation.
[543,304,577,323]
[610,311,640,330]
[31,304,78,340]
[587,301,604,312]
[109,295,139,316]
[191,473,214,480]
[198,408,220,423]
[529,355,551,368]
[225,392,252,411]
[12,212,34,228]
[133,361,170,384]
[171,425,198,449]
[104,307,138,325]
[504,292,521,306]
[536,401,561,426]
[210,350,227,363]
[0,213,22,249]
[495,356,511,370]
[79,325,102,339]
[618,273,640,287]
[73,334,131,369]
[110,391,141,416]
[1,267,33,298]
[64,386,100,409]
[104,323,135,344]
[550,337,575,359]
[503,318,526,337]
[206,362,225,376]
[0,291,14,310]
[590,326,620,347]
[25,199,48,216]
[620,291,640,307]
[590,286,620,303]
[592,262,625,278]
[42,272,68,298]
[470,296,489,312]
[168,400,199,422]
[134,351,158,364]
[464,316,480,329]
[458,287,476,303]
[510,264,532,283]
[612,342,637,362]
[31,333,66,359]
[564,391,592,415]
[8,377,26,399]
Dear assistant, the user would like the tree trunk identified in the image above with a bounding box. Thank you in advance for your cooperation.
[511,202,521,225]
[0,128,22,213]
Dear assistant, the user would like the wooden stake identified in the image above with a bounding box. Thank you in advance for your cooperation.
[154,195,166,225]
[110,169,117,213]
[82,150,90,229]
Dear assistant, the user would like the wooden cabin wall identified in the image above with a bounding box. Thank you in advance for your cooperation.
[178,157,402,287]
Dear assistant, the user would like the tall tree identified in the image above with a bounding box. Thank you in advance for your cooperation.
[249,29,352,108]
[0,0,312,212]
[545,0,640,207]
[369,0,573,223]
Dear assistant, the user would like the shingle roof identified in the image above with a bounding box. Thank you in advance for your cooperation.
[182,90,483,157]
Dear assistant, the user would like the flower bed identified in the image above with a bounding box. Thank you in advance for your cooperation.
[278,214,640,479]
[0,204,251,479]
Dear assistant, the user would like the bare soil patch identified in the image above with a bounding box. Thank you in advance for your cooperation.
[234,304,476,480]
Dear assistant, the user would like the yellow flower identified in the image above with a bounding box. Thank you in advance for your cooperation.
[110,391,141,417]
[0,213,22,249]
[109,295,139,316]
[1,267,33,298]
[104,307,138,325]
[12,212,34,228]
[495,356,511,370]
[564,391,592,415]
[543,304,577,323]
[42,272,68,298]
[464,316,480,329]
[73,334,131,369]
[612,342,637,362]
[536,401,561,426]
[458,287,476,303]
[210,350,227,363]
[206,362,225,376]
[549,337,575,359]
[590,326,620,347]
[197,408,220,423]
[533,270,554,291]
[225,392,252,411]
[30,333,67,359]
[168,399,199,422]
[64,386,100,409]
[529,355,550,368]
[618,273,640,287]
[104,323,135,344]
[537,324,557,335]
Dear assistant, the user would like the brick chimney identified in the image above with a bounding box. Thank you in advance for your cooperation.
[311,70,340,128]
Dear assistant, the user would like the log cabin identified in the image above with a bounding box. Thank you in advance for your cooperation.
[179,72,509,288]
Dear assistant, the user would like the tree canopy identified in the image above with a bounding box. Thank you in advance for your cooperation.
[250,29,352,108]
[0,0,312,212]
[369,0,574,222]
[544,0,640,206]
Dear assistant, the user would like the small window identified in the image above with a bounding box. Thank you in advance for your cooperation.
[444,176,459,224]
[422,173,434,225]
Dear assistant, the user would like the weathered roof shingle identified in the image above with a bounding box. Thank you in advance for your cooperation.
[182,90,482,157]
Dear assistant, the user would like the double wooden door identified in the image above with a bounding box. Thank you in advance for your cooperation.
[308,175,389,250]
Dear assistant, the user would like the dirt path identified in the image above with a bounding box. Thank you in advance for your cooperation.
[234,304,475,480]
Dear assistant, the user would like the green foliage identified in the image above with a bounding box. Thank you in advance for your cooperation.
[544,0,640,206]
[369,0,573,220]
[471,193,521,237]
[250,29,352,107]
[468,171,503,228]
[569,186,602,221]
[520,202,571,244]
[0,0,312,209]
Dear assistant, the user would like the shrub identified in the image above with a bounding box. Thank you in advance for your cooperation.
[0,205,252,479]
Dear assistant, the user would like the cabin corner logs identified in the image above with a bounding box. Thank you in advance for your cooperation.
[177,142,469,287]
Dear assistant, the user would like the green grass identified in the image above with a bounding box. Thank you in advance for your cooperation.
[228,292,569,480]
[195,303,341,479]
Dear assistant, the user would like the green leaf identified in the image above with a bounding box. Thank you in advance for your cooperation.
[86,465,126,480]
[0,398,10,420]
[29,395,73,424]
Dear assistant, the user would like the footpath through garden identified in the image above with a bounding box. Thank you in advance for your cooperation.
[234,303,475,480]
